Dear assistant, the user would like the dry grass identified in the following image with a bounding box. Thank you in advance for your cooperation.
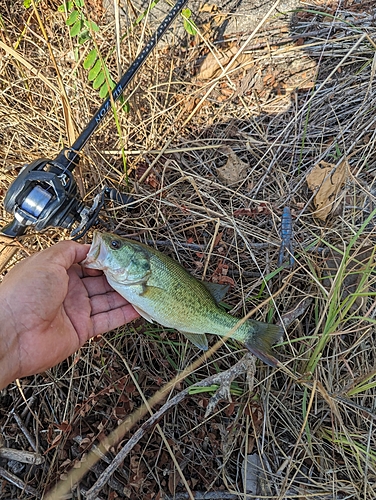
[1,0,376,498]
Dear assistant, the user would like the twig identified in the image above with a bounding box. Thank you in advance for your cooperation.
[91,462,126,497]
[78,489,103,500]
[84,358,257,500]
[84,296,312,498]
[84,390,187,499]
[0,465,39,497]
[146,239,208,251]
[0,447,44,465]
[203,353,256,418]
[279,298,313,328]
[163,492,238,499]
[20,395,36,419]
[0,40,60,95]
[13,411,37,451]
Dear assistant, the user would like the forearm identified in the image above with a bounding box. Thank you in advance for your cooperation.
[0,358,18,390]
[0,302,20,389]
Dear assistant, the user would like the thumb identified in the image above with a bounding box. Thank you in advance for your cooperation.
[42,240,91,270]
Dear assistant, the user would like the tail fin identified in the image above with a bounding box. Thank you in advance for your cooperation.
[244,321,283,367]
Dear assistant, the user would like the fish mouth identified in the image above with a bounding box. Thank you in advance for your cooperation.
[80,231,108,270]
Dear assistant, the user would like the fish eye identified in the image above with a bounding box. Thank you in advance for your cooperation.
[110,239,122,250]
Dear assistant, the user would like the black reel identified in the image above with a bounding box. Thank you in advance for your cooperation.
[2,158,133,240]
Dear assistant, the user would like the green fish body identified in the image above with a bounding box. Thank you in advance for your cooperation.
[81,231,282,366]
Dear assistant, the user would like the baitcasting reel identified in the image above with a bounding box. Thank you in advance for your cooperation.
[1,0,188,240]
[2,158,133,240]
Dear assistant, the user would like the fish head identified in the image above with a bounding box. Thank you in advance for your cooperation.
[81,231,151,284]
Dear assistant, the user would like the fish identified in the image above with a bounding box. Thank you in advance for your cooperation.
[81,231,282,366]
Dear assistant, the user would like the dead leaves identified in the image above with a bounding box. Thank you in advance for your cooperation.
[306,158,348,221]
[196,45,254,81]
[210,259,235,287]
[233,203,271,218]
[216,147,248,185]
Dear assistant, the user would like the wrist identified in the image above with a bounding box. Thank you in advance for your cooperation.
[0,294,20,389]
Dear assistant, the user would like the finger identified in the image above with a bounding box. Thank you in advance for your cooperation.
[90,291,130,315]
[43,241,91,270]
[82,268,104,278]
[82,274,115,297]
[91,305,140,337]
[68,263,103,279]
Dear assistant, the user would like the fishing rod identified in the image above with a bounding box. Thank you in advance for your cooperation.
[1,0,188,242]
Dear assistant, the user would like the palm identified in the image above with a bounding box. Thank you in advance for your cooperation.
[0,241,139,386]
[64,265,98,343]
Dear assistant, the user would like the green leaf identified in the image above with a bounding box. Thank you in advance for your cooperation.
[78,30,91,45]
[23,0,32,8]
[181,9,197,36]
[93,71,105,89]
[188,384,219,395]
[121,99,130,112]
[69,19,82,37]
[99,76,116,99]
[74,0,84,7]
[101,67,115,86]
[83,48,97,69]
[84,19,100,32]
[183,18,197,36]
[88,59,102,81]
[99,82,110,99]
[66,9,79,25]
[58,1,74,12]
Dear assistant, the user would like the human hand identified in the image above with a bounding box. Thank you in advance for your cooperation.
[0,240,140,389]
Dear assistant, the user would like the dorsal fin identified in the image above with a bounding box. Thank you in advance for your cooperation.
[202,282,230,303]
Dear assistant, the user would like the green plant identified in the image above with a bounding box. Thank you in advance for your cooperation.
[58,0,197,99]
[181,8,197,36]
[133,2,197,36]
[58,0,116,98]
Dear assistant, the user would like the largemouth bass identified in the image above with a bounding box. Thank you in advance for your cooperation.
[81,231,282,366]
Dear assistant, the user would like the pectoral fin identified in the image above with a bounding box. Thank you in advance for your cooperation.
[180,331,208,350]
[133,304,155,323]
